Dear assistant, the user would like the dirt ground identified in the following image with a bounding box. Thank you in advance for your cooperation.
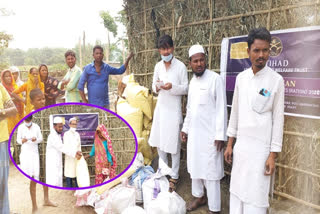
[8,159,318,214]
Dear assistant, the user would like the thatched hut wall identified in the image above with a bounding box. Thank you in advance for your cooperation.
[11,105,136,186]
[124,0,320,210]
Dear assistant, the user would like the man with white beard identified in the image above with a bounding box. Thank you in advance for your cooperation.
[46,117,82,187]
[63,117,81,188]
[181,45,227,214]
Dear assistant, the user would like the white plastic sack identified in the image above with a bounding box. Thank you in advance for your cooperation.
[146,191,186,214]
[95,178,136,214]
[76,156,90,187]
[121,206,146,214]
[130,165,154,203]
[142,159,171,209]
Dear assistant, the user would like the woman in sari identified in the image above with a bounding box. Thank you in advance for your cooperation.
[39,64,64,106]
[12,67,44,114]
[9,66,24,87]
[1,69,25,133]
[85,124,117,184]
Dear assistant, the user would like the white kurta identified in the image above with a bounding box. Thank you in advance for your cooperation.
[149,57,188,154]
[63,129,81,178]
[46,130,76,187]
[182,69,227,180]
[227,66,284,208]
[17,123,42,180]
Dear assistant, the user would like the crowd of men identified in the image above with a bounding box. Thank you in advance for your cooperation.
[149,27,284,214]
[0,27,284,214]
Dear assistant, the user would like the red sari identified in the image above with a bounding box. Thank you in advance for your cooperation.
[94,124,117,184]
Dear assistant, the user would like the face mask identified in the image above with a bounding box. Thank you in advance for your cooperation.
[161,54,173,62]
[70,127,76,132]
[25,122,32,127]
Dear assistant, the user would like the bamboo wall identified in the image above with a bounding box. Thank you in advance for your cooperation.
[124,0,320,210]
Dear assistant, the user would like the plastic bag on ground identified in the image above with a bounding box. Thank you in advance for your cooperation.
[129,165,155,203]
[145,191,186,214]
[121,206,146,214]
[142,158,171,209]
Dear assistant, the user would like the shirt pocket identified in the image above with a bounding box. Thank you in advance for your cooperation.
[252,91,274,113]
[199,88,209,105]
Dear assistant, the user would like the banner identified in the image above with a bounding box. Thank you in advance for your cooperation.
[49,113,99,146]
[221,26,320,119]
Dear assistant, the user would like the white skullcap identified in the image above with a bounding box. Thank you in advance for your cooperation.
[188,44,205,58]
[9,66,20,73]
[53,117,63,124]
[69,117,77,123]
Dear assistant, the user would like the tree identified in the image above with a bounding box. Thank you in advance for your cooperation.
[0,32,12,55]
[100,11,118,62]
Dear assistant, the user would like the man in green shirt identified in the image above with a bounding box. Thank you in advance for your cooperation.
[58,50,82,102]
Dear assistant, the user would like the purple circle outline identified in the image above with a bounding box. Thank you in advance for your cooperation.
[8,102,138,191]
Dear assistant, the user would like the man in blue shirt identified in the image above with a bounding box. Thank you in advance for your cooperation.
[78,45,134,108]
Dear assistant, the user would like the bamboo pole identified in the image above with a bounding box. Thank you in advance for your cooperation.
[79,37,82,68]
[273,191,320,211]
[130,1,320,36]
[284,131,320,139]
[275,163,320,178]
[135,43,221,54]
[208,0,213,70]
[266,0,272,30]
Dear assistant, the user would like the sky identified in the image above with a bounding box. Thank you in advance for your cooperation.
[0,0,125,50]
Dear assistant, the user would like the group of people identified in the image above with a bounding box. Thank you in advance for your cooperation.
[0,27,284,214]
[16,114,117,213]
[149,28,284,214]
[0,46,132,213]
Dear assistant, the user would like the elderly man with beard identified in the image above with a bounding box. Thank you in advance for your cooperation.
[181,45,227,214]
[224,27,284,214]
[46,117,82,187]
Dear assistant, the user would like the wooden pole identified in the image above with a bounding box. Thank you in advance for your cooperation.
[273,191,320,211]
[106,30,110,63]
[83,31,86,65]
[79,37,82,69]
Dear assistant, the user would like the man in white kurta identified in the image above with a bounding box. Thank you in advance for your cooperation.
[225,27,284,214]
[64,117,81,187]
[149,35,188,189]
[181,45,227,214]
[46,117,82,187]
[17,117,42,180]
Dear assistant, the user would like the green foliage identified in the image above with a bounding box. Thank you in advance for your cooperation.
[0,32,12,55]
[100,11,118,37]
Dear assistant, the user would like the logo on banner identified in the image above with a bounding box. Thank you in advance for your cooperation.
[270,36,283,57]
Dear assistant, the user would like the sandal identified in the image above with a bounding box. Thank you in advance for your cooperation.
[169,178,180,192]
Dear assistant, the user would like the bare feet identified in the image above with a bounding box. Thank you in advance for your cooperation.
[186,195,207,212]
[32,206,38,214]
[43,200,57,207]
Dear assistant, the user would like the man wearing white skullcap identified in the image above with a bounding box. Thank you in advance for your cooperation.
[181,45,227,213]
[149,35,188,191]
[63,117,81,187]
[46,117,82,187]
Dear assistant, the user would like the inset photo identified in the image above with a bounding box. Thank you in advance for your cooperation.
[8,103,137,190]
